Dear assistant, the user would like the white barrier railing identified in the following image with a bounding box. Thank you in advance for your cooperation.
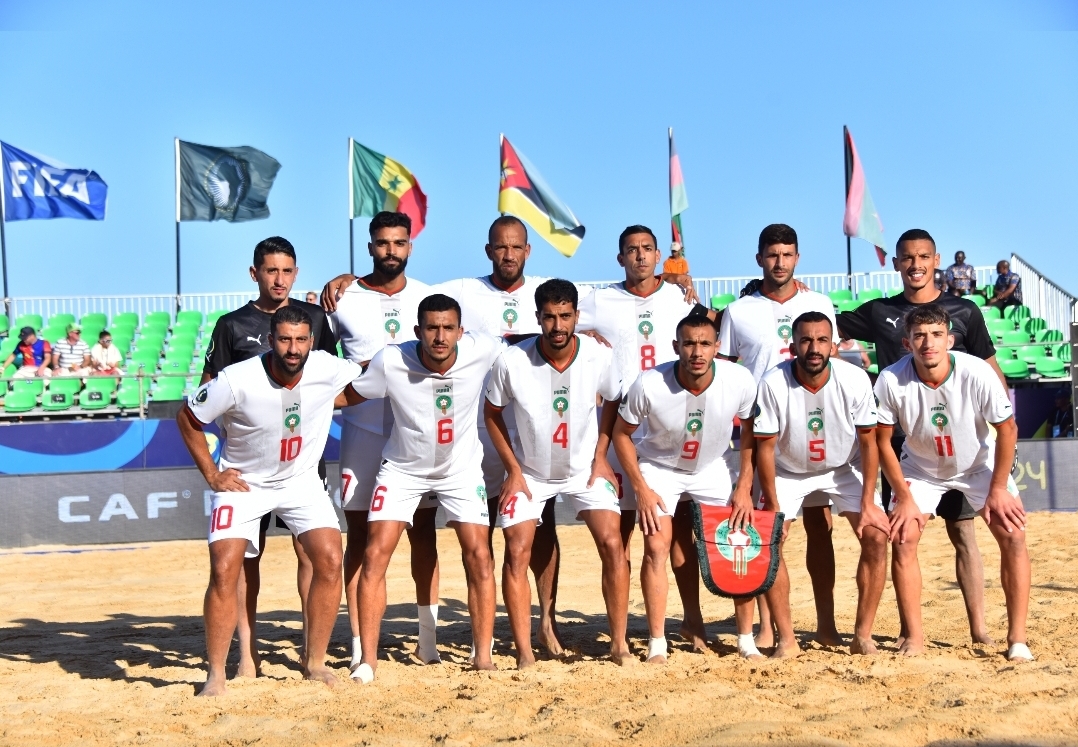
[1008,254,1077,334]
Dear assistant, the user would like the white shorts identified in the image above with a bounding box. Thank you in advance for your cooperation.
[764,464,881,520]
[903,464,1020,517]
[638,459,734,518]
[607,443,638,510]
[339,423,438,513]
[208,471,341,558]
[498,472,620,528]
[368,462,490,527]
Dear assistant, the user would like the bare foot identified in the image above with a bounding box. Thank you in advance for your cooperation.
[755,629,775,649]
[515,655,535,670]
[304,665,338,688]
[198,674,228,697]
[471,657,497,672]
[536,622,565,657]
[770,639,801,659]
[898,637,924,657]
[679,622,709,653]
[815,627,844,647]
[850,636,879,655]
[646,654,667,665]
[234,655,260,679]
[971,631,996,646]
[609,648,636,666]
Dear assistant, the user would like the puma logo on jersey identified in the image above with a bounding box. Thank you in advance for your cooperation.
[247,335,263,345]
[884,317,899,327]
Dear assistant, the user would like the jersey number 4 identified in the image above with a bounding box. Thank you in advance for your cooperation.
[553,422,568,449]
[280,436,302,462]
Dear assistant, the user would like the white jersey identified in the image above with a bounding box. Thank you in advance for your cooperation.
[874,351,1013,480]
[188,351,362,489]
[755,358,877,475]
[577,279,693,391]
[619,360,757,473]
[352,331,505,479]
[485,335,622,482]
[328,277,431,436]
[718,288,837,384]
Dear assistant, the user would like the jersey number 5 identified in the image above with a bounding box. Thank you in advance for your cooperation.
[808,439,825,462]
[280,436,302,462]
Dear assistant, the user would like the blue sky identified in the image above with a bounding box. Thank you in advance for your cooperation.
[1,0,1076,299]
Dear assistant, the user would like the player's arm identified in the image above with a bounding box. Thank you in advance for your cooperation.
[320,273,358,313]
[754,434,778,512]
[983,415,1024,531]
[853,427,889,538]
[874,424,921,544]
[660,272,699,304]
[483,400,531,511]
[176,404,249,493]
[334,382,368,408]
[612,415,665,536]
[200,318,232,385]
[729,415,756,531]
[588,399,620,490]
[835,301,876,343]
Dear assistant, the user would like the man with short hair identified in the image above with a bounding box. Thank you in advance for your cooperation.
[944,251,976,297]
[326,211,442,672]
[876,304,1032,661]
[837,228,1005,646]
[201,236,337,678]
[663,243,689,276]
[754,312,890,658]
[4,327,53,379]
[613,314,759,663]
[988,260,1023,310]
[178,305,359,695]
[53,323,92,376]
[484,279,630,668]
[347,294,509,682]
[305,291,318,304]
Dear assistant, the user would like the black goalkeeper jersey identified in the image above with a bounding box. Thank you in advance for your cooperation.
[202,300,337,379]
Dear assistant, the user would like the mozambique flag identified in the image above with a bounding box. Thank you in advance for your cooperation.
[350,139,427,237]
[843,126,886,266]
[669,128,688,245]
[498,135,584,257]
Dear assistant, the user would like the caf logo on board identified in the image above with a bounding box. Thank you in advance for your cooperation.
[384,318,401,339]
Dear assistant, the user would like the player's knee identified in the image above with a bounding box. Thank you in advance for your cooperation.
[463,547,494,581]
[891,542,919,564]
[994,528,1027,555]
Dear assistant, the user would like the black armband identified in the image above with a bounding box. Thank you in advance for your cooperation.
[689,302,710,317]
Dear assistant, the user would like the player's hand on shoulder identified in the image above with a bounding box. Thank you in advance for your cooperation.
[209,468,249,493]
[320,273,357,312]
[983,486,1026,532]
[580,329,612,348]
[636,485,667,536]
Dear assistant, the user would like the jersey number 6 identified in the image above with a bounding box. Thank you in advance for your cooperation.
[437,418,454,444]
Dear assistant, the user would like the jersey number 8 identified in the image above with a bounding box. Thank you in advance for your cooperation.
[640,344,656,371]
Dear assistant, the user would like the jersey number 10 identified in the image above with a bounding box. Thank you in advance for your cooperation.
[280,436,302,462]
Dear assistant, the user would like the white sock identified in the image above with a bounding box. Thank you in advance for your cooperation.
[1007,642,1034,661]
[738,633,763,659]
[417,604,440,662]
[350,635,362,669]
[351,662,374,683]
[647,636,668,660]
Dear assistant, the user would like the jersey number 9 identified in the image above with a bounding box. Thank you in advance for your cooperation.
[681,440,699,460]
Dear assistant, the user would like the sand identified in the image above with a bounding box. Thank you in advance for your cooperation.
[1,514,1076,747]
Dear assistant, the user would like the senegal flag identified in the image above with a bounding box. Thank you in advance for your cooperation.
[350,139,427,237]
[498,135,585,257]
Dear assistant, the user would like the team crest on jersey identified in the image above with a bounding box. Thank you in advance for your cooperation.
[807,408,823,436]
[931,412,949,429]
[503,307,519,329]
[638,315,654,340]
[476,486,487,500]
[553,397,569,418]
[686,415,703,435]
[435,392,453,414]
[715,520,763,577]
[284,408,300,433]
[777,318,793,343]
[384,317,401,339]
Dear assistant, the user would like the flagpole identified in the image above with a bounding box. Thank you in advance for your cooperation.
[348,138,355,276]
[0,157,8,317]
[668,128,674,243]
[843,126,852,292]
[174,137,182,311]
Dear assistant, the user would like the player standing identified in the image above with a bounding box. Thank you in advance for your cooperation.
[346,294,510,682]
[483,279,631,667]
[201,236,337,678]
[179,306,358,695]
[875,305,1031,660]
[613,314,759,662]
[753,312,890,658]
[327,211,443,672]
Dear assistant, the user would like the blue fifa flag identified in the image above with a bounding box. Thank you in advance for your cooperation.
[1,142,108,221]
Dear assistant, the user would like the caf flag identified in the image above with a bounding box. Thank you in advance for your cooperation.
[178,140,280,222]
[1,142,107,221]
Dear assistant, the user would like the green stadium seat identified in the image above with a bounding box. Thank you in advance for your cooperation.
[176,310,204,326]
[140,321,169,337]
[1037,329,1064,343]
[1004,305,1031,321]
[128,349,160,370]
[135,340,164,358]
[1001,330,1031,346]
[999,358,1029,379]
[988,319,1014,341]
[80,377,118,410]
[888,286,904,297]
[80,312,108,328]
[1017,345,1047,363]
[1055,344,1071,363]
[982,284,995,298]
[13,378,44,398]
[0,316,9,336]
[110,335,133,354]
[159,359,192,375]
[836,299,861,313]
[3,387,37,413]
[996,346,1018,359]
[47,313,75,329]
[150,386,185,402]
[709,293,736,312]
[1023,318,1047,335]
[828,289,854,304]
[867,364,879,375]
[207,309,229,327]
[980,306,1001,320]
[113,312,139,327]
[858,288,884,301]
[49,378,82,396]
[41,389,73,412]
[115,383,146,409]
[14,314,43,331]
[968,294,986,307]
[40,327,66,344]
[1035,358,1067,378]
[143,311,171,327]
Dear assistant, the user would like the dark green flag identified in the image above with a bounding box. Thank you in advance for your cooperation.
[178,140,281,222]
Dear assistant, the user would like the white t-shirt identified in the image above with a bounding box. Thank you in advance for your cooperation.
[874,351,1014,480]
[352,331,505,479]
[754,358,877,475]
[187,351,362,489]
[328,277,431,435]
[577,279,693,392]
[485,335,622,482]
[91,343,122,369]
[718,288,837,384]
[618,360,757,473]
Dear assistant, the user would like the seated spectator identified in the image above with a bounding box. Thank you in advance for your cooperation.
[53,323,92,377]
[662,242,689,275]
[90,330,123,375]
[837,338,871,369]
[1048,389,1073,438]
[3,327,53,379]
[987,260,1023,309]
[944,251,976,296]
[305,291,318,304]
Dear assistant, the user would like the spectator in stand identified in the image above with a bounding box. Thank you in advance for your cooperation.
[1049,389,1073,439]
[662,242,689,275]
[3,327,53,379]
[53,323,92,377]
[90,330,123,375]
[933,267,946,291]
[305,291,318,304]
[836,338,871,369]
[987,260,1023,310]
[944,251,976,297]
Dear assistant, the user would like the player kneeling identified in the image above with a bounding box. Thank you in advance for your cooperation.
[875,305,1032,661]
[613,314,760,663]
[484,279,631,668]
[178,306,361,696]
[755,311,889,658]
